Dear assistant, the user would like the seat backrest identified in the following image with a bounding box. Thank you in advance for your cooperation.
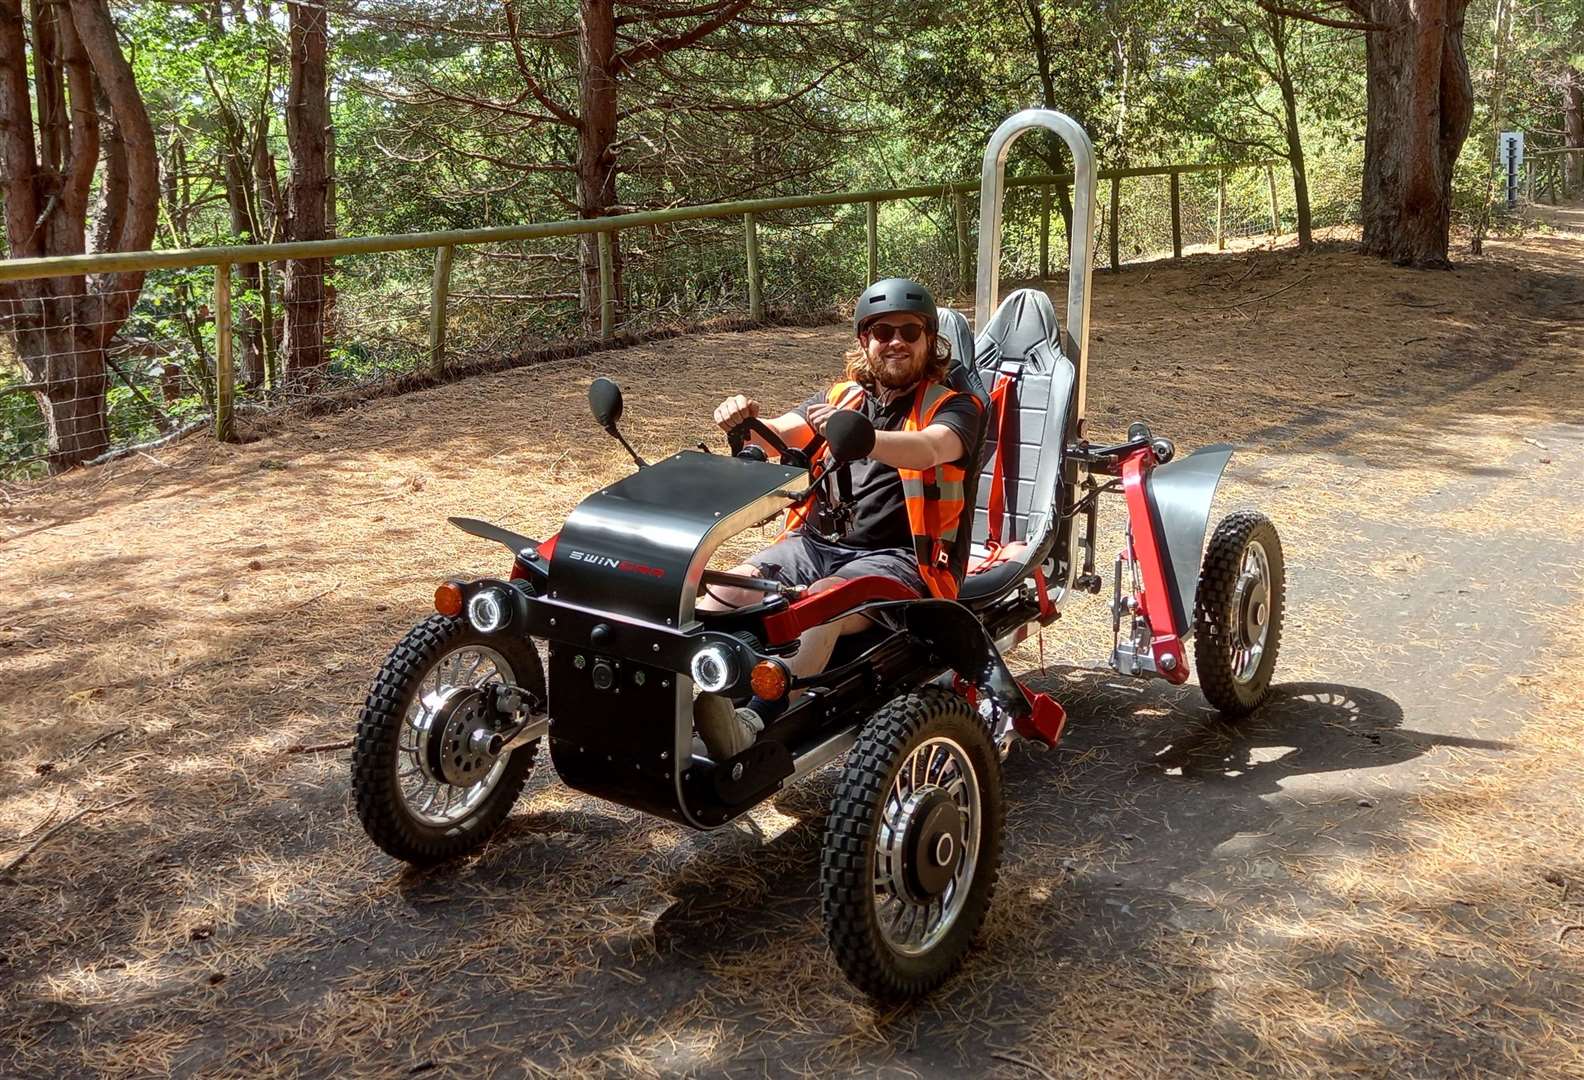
[970,289,1077,549]
[937,307,990,446]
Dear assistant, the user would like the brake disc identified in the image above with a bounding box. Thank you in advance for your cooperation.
[418,685,501,787]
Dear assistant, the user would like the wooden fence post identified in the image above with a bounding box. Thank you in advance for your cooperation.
[1039,184,1051,279]
[866,200,878,283]
[597,230,615,338]
[428,244,454,376]
[1169,171,1183,259]
[1216,170,1227,251]
[1108,175,1121,272]
[953,190,970,287]
[214,262,234,442]
[1266,164,1280,238]
[744,212,763,321]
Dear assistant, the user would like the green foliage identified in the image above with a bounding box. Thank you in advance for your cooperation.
[3,0,1575,471]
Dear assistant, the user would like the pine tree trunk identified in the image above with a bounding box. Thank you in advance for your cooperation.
[577,0,621,334]
[1358,0,1474,268]
[1565,67,1583,191]
[0,0,157,472]
[284,0,328,381]
[1278,81,1314,251]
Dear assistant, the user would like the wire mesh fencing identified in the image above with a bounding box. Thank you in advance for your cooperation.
[1,157,1354,481]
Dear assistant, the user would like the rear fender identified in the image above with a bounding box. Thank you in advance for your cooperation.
[1143,444,1235,633]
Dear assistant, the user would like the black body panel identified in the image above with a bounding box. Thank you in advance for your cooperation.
[542,450,803,825]
[546,642,690,824]
[548,451,802,624]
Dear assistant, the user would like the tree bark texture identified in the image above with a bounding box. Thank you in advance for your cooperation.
[0,0,157,472]
[1565,67,1583,190]
[284,0,329,380]
[1355,0,1474,267]
[577,0,620,334]
[1265,14,1313,250]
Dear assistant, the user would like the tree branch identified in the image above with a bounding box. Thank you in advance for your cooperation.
[612,0,753,74]
[502,1,579,127]
[1255,1,1391,32]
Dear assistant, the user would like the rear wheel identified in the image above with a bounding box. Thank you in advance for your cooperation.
[352,616,544,864]
[821,687,1004,1000]
[1194,510,1285,718]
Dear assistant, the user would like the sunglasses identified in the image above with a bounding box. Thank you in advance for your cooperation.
[863,321,926,344]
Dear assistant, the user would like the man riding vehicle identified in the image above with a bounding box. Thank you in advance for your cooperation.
[694,278,984,759]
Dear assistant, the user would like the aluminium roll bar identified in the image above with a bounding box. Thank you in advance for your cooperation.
[973,109,1098,431]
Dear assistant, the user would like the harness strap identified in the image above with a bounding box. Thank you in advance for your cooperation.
[984,371,1017,549]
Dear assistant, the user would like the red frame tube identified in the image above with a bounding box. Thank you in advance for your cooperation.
[762,574,919,645]
[1118,448,1189,684]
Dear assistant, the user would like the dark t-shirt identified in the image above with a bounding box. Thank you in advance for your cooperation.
[794,382,981,552]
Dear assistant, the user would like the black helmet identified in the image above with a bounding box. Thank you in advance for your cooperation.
[854,277,937,334]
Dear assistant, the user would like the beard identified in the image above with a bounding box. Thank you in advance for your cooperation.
[871,349,925,389]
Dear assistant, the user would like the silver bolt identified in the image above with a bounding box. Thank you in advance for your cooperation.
[652,643,661,652]
[730,762,744,781]
[1161,654,1178,671]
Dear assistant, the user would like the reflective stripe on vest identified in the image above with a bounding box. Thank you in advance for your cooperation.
[898,382,969,600]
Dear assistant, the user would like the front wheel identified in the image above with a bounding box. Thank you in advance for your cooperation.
[1194,510,1285,718]
[820,687,1004,1001]
[351,616,545,864]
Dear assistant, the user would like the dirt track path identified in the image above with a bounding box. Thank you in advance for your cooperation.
[3,235,1583,1078]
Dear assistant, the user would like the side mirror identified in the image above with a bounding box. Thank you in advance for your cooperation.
[825,410,875,463]
[589,377,624,430]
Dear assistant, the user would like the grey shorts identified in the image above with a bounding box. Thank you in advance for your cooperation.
[747,532,926,597]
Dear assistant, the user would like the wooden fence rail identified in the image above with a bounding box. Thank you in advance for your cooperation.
[1525,147,1584,205]
[0,158,1284,445]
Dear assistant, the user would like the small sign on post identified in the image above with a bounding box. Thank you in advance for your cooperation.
[1500,131,1524,209]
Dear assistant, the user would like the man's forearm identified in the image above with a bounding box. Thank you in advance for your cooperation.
[868,428,962,470]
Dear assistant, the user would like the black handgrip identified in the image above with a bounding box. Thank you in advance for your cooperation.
[727,416,789,459]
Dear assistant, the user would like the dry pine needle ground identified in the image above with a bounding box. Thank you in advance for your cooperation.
[1,230,1582,1078]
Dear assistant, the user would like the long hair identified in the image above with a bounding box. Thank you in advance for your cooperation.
[843,327,952,389]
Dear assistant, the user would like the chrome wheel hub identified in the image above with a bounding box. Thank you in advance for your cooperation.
[421,687,499,787]
[1230,540,1272,685]
[398,645,516,826]
[874,737,981,957]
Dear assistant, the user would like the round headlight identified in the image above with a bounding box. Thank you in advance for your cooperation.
[689,642,737,693]
[467,588,508,633]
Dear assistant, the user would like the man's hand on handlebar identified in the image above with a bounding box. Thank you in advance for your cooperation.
[805,401,834,437]
[713,394,760,432]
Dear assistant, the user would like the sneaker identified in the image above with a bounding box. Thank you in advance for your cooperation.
[694,694,764,759]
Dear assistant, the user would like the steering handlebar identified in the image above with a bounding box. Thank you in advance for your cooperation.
[726,415,791,459]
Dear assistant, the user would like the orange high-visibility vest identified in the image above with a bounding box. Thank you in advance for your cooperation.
[783,380,971,600]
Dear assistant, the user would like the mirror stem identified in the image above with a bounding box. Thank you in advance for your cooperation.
[605,424,649,468]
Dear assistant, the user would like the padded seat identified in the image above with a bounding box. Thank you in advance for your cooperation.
[956,289,1078,604]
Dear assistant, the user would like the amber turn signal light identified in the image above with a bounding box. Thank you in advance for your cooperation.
[434,581,464,617]
[750,659,790,701]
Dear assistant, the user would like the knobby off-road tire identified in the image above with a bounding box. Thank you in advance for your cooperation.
[1194,510,1285,718]
[821,687,1004,1001]
[352,615,544,864]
